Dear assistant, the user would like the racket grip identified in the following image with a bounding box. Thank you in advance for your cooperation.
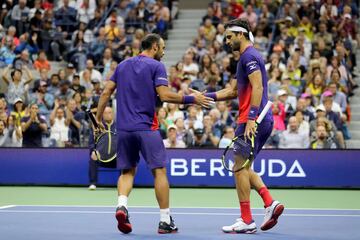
[256,101,273,125]
[86,110,99,129]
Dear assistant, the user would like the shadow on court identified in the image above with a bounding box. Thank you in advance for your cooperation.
[1,206,360,240]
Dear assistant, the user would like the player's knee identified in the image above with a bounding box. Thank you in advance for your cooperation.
[151,167,167,177]
[122,167,137,176]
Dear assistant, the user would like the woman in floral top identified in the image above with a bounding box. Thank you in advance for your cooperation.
[2,65,34,106]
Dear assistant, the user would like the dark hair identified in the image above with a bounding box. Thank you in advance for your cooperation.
[224,18,251,40]
[11,68,22,79]
[328,81,339,88]
[330,68,341,78]
[51,74,60,79]
[141,33,161,51]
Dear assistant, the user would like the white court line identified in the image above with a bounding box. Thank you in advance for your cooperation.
[0,205,16,210]
[1,210,360,218]
[14,205,360,211]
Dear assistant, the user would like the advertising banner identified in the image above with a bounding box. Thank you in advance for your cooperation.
[0,149,359,188]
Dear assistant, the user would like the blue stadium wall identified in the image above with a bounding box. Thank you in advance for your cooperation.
[0,148,359,188]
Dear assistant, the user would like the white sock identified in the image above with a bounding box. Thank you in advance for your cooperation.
[117,195,128,208]
[160,208,171,224]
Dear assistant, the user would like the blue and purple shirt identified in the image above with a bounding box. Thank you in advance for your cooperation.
[236,46,273,124]
[110,55,168,131]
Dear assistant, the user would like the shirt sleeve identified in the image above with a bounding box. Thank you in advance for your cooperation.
[154,63,168,87]
[243,54,260,76]
[110,65,119,84]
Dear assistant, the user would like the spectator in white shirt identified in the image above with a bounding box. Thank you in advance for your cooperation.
[219,126,235,148]
[163,124,186,148]
[294,110,310,136]
[279,116,309,149]
[49,100,70,147]
[183,53,199,81]
[80,59,102,85]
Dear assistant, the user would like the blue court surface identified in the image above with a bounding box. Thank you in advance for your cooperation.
[1,205,360,240]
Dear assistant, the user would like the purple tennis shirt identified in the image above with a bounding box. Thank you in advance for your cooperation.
[110,55,168,131]
[236,46,273,123]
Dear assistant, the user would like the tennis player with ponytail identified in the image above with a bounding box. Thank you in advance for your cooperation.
[202,19,284,234]
[95,33,214,234]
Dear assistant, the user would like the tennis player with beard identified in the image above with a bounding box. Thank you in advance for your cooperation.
[95,33,213,234]
[202,18,285,234]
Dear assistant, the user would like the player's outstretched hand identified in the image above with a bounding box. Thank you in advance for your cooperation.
[189,88,215,108]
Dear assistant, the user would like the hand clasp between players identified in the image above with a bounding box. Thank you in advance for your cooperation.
[189,88,215,108]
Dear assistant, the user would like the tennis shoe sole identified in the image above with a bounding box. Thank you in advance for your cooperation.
[260,203,284,231]
[115,210,132,234]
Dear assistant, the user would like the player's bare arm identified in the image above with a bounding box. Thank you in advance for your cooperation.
[96,80,116,124]
[245,69,263,140]
[190,78,238,101]
[156,85,214,108]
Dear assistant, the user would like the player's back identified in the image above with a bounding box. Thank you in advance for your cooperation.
[111,55,168,131]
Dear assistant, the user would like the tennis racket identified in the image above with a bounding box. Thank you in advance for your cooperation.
[222,101,273,173]
[86,110,117,164]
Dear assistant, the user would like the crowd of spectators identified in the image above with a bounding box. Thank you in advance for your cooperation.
[160,0,359,150]
[0,0,176,147]
[0,0,359,150]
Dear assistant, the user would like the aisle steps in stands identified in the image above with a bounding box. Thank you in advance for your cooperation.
[162,9,205,69]
[347,49,360,148]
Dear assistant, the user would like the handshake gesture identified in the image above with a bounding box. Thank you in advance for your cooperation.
[188,88,216,108]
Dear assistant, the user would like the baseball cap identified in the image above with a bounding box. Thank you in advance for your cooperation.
[277,89,288,96]
[14,98,23,104]
[40,80,47,87]
[322,90,333,98]
[194,128,204,135]
[73,73,80,78]
[285,16,293,22]
[67,63,75,68]
[344,13,351,19]
[316,105,326,112]
[167,124,177,131]
[301,93,311,99]
[91,78,100,84]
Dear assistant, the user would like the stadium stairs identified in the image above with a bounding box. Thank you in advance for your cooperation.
[162,9,205,70]
[347,49,360,148]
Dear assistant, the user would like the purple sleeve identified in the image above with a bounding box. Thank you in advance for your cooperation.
[243,54,260,76]
[110,66,118,83]
[154,63,168,87]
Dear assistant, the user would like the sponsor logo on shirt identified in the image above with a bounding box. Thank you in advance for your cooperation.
[246,61,257,66]
[248,64,257,71]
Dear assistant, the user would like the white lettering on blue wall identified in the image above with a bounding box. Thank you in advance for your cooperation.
[191,159,206,176]
[170,158,306,178]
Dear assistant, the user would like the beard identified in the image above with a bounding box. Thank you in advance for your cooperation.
[231,40,241,51]
[154,52,163,61]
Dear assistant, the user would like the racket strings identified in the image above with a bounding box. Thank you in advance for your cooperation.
[96,132,117,162]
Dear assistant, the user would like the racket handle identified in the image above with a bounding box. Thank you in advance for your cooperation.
[86,110,99,129]
[256,101,273,125]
